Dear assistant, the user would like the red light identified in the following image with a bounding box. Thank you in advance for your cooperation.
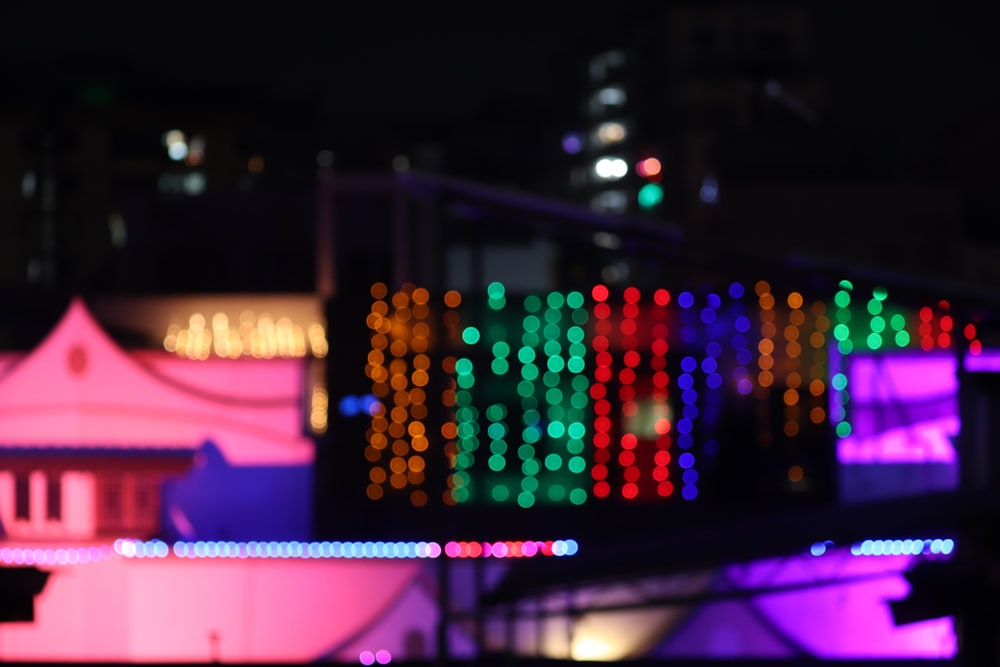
[618,385,635,401]
[595,367,612,383]
[594,447,610,463]
[655,450,671,466]
[596,351,613,367]
[636,157,662,178]
[938,333,951,349]
[621,433,637,449]
[624,286,641,303]
[653,289,670,306]
[920,338,934,351]
[622,303,640,319]
[591,284,609,302]
[620,319,637,335]
[919,307,933,322]
[621,482,639,499]
[619,368,635,384]
[652,467,669,481]
[965,323,977,340]
[618,450,635,467]
[657,481,674,497]
[594,303,611,319]
[940,316,953,332]
[653,371,669,388]
[593,335,609,351]
[590,384,607,399]
[970,340,983,355]
[654,417,671,434]
[622,400,638,417]
[651,338,669,355]
[623,350,641,367]
[594,481,610,498]
[623,467,641,483]
[595,399,611,415]
[594,416,611,433]
[591,464,608,480]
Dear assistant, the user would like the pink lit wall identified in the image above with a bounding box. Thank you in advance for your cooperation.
[0,556,424,662]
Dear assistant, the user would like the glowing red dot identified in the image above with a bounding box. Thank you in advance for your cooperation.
[652,467,669,481]
[620,319,637,336]
[623,466,641,483]
[594,416,612,433]
[621,483,639,499]
[938,333,951,349]
[590,384,607,399]
[624,286,640,303]
[621,433,637,449]
[595,399,611,416]
[965,323,977,340]
[594,447,611,463]
[651,356,667,371]
[596,351,613,367]
[919,307,933,322]
[623,350,641,367]
[593,335,609,351]
[618,450,635,467]
[619,368,636,385]
[595,367,612,383]
[970,340,983,355]
[622,400,638,417]
[653,289,670,306]
[594,481,610,498]
[591,464,608,480]
[653,371,669,388]
[919,322,933,336]
[539,541,553,556]
[938,300,950,310]
[940,316,953,332]
[594,303,611,319]
[618,385,635,401]
[657,481,674,497]
[651,339,669,355]
[623,303,640,319]
[654,418,671,435]
[591,284,609,302]
[655,450,671,466]
[595,319,612,336]
[920,338,934,351]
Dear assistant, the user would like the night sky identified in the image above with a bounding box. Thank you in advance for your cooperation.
[1,3,998,135]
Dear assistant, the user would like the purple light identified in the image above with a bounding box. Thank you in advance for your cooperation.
[359,650,375,665]
[562,131,584,154]
[375,649,392,664]
[964,349,1000,371]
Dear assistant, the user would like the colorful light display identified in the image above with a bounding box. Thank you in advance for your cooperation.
[363,280,984,507]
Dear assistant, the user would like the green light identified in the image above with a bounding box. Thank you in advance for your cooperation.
[455,390,472,407]
[487,281,505,299]
[523,409,541,425]
[543,340,561,356]
[516,380,535,398]
[456,406,476,422]
[492,341,510,358]
[835,422,852,438]
[522,459,540,476]
[867,299,883,316]
[637,182,664,208]
[873,286,888,301]
[570,391,588,409]
[521,476,539,492]
[518,444,536,459]
[548,485,566,502]
[867,333,883,349]
[487,296,506,310]
[456,452,475,468]
[890,314,907,330]
[834,290,851,308]
[453,471,470,486]
[523,315,540,333]
[831,373,848,391]
[547,356,566,373]
[870,316,885,333]
[566,291,585,309]
[568,422,586,439]
[544,309,561,326]
[568,456,587,473]
[566,439,585,454]
[543,322,561,339]
[835,308,851,324]
[489,440,507,455]
[518,347,535,364]
[491,358,509,375]
[523,295,541,312]
[547,292,565,309]
[895,330,911,347]
[485,404,507,421]
[571,375,589,392]
[522,332,539,347]
[571,309,588,325]
[568,343,587,359]
[833,324,850,341]
[492,485,510,502]
[547,404,565,422]
[838,339,854,354]
[486,422,506,439]
[488,455,506,471]
[517,492,535,508]
[461,327,480,345]
[569,488,587,505]
[452,487,470,503]
[547,422,566,438]
[521,364,538,381]
[567,326,585,343]
[457,373,475,389]
[543,371,561,387]
[522,427,541,444]
[545,387,563,405]
[567,357,586,374]
[838,279,854,291]
[545,453,563,471]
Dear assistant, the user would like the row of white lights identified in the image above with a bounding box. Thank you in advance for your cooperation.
[810,538,955,557]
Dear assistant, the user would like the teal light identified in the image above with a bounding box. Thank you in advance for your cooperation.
[567,357,586,373]
[544,453,563,471]
[835,422,853,438]
[637,182,664,208]
[518,347,536,364]
[485,404,507,421]
[895,330,911,347]
[546,291,565,309]
[833,324,850,341]
[488,455,506,471]
[870,316,886,333]
[523,295,541,312]
[517,492,536,508]
[834,290,851,308]
[487,281,505,299]
[491,358,509,375]
[568,456,587,473]
[873,286,888,301]
[486,421,506,439]
[831,373,848,391]
[521,364,538,381]
[567,422,586,439]
[492,485,510,502]
[566,439,585,454]
[838,339,854,354]
[569,488,587,505]
[516,380,535,398]
[462,327,480,345]
[548,485,567,502]
[867,299,883,316]
[522,459,540,476]
[838,279,854,290]
[547,356,566,373]
[489,440,507,455]
[547,421,566,438]
[867,333,883,350]
[890,313,907,330]
[492,341,510,358]
[566,291,585,309]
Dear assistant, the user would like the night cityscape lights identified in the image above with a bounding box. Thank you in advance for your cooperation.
[364,280,985,507]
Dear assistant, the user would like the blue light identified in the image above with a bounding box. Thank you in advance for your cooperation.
[682,485,698,500]
[678,292,695,309]
[680,356,697,373]
[810,542,827,556]
[728,282,745,299]
[699,177,719,204]
[734,316,751,333]
[679,452,695,469]
[705,341,722,358]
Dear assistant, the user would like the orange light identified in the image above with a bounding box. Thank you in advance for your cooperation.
[636,157,662,177]
[788,465,804,482]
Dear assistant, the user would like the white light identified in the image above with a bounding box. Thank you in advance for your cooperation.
[316,150,334,168]
[168,141,189,161]
[593,231,621,249]
[596,121,626,145]
[183,173,206,195]
[590,190,627,213]
[594,157,627,180]
[21,171,36,198]
[392,154,410,172]
[598,86,626,106]
[163,129,185,148]
[700,177,720,204]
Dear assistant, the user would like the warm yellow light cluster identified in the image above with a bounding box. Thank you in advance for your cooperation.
[163,311,327,360]
[310,384,329,434]
[365,283,432,508]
